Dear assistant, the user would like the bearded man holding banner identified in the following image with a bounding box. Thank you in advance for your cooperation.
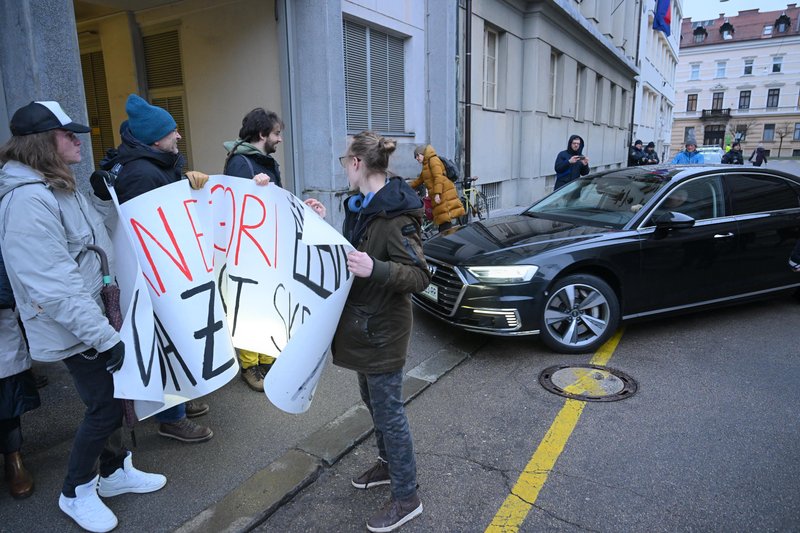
[97,94,214,444]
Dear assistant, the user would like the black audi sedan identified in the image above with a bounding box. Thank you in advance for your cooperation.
[412,165,800,353]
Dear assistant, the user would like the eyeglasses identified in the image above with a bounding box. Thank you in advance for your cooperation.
[339,155,359,168]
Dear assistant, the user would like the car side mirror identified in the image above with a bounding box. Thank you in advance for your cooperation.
[653,211,696,231]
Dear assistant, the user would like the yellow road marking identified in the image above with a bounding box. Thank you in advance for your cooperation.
[485,329,624,533]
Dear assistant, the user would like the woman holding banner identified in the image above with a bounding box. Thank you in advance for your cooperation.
[333,131,430,532]
[0,101,165,532]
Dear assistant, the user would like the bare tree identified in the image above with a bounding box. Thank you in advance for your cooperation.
[775,122,793,158]
[726,119,757,145]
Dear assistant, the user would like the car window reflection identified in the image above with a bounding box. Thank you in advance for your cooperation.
[644,175,726,226]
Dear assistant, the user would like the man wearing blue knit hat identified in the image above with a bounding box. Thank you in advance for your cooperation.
[97,94,214,443]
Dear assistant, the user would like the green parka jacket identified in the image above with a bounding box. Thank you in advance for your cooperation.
[332,177,431,374]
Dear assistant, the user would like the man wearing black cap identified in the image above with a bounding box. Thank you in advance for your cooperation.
[99,94,214,444]
[0,101,166,532]
[627,140,646,167]
[642,142,660,164]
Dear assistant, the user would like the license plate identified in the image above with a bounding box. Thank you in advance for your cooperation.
[420,283,438,302]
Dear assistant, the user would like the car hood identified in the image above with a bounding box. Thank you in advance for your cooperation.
[423,214,617,264]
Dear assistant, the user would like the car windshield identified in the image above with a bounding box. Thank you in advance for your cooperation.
[525,170,674,228]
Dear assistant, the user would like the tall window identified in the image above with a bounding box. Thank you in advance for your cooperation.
[794,123,800,141]
[483,28,498,110]
[738,90,751,109]
[343,19,405,133]
[549,51,560,115]
[735,125,748,141]
[609,83,617,127]
[684,126,695,142]
[772,57,783,73]
[576,65,586,120]
[594,74,604,123]
[142,29,190,166]
[716,61,727,78]
[687,93,697,111]
[744,59,753,75]
[712,92,724,110]
[690,64,700,80]
[763,124,775,141]
[767,89,780,108]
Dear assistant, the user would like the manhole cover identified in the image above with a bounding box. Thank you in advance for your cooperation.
[539,364,637,402]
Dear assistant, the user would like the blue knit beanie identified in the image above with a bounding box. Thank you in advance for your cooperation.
[125,94,177,145]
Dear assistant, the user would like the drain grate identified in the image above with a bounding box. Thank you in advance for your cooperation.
[539,364,637,402]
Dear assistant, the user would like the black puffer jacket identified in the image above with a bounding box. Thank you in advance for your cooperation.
[222,140,282,188]
[332,177,431,374]
[101,122,185,204]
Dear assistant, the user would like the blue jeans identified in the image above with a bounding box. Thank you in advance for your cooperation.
[155,403,186,423]
[358,371,417,500]
[62,350,126,497]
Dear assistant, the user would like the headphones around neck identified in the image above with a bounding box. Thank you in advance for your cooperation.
[347,191,376,212]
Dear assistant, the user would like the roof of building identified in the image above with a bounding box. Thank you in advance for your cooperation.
[680,3,800,48]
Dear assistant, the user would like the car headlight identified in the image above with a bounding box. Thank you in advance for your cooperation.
[465,265,538,283]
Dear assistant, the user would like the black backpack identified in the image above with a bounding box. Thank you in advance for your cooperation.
[438,156,459,182]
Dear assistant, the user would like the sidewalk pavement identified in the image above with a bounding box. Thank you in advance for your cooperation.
[174,334,488,532]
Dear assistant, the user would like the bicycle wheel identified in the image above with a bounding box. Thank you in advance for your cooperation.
[472,191,490,220]
[458,196,469,225]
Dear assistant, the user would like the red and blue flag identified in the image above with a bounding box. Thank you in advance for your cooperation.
[653,0,672,36]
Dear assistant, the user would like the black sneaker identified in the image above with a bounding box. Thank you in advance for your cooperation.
[366,493,423,532]
[352,459,391,489]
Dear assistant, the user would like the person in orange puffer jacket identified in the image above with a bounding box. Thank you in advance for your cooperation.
[408,145,465,230]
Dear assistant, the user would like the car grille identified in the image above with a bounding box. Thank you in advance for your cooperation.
[414,257,465,317]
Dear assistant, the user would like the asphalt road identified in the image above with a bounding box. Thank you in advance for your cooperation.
[261,294,800,532]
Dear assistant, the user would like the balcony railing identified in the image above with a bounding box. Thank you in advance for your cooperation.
[701,108,731,120]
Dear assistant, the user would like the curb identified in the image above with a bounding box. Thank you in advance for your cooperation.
[175,334,487,532]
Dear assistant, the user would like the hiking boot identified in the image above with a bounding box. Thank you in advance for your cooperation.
[258,362,273,378]
[241,366,264,392]
[97,452,166,497]
[352,458,391,489]
[366,493,423,532]
[59,476,118,533]
[158,418,213,443]
[185,400,209,418]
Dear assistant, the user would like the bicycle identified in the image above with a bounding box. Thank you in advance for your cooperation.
[410,182,439,240]
[458,176,490,224]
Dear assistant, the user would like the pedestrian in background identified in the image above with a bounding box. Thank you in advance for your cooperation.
[749,144,767,167]
[642,142,660,164]
[100,94,213,444]
[0,100,165,532]
[408,145,464,231]
[671,137,704,164]
[627,139,646,166]
[0,242,40,500]
[722,142,744,164]
[334,131,430,532]
[554,134,590,189]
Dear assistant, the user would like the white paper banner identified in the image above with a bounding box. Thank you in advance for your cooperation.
[110,176,353,416]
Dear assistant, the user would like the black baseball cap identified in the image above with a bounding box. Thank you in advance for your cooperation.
[9,101,91,136]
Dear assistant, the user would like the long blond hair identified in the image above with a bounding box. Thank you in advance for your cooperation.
[0,130,76,191]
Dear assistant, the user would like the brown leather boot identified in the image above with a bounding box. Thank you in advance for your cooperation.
[4,451,34,499]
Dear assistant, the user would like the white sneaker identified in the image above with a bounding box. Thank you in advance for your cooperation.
[97,452,167,497]
[59,475,118,532]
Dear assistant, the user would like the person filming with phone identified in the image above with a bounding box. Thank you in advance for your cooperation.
[554,134,590,190]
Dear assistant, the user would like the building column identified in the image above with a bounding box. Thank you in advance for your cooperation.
[277,0,348,227]
[0,0,93,187]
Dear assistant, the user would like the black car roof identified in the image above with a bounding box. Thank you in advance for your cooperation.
[589,164,800,186]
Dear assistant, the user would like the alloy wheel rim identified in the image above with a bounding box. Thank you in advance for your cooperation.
[544,283,610,347]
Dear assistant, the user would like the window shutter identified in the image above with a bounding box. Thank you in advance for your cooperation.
[143,30,183,89]
[343,20,405,133]
[80,51,114,168]
[344,20,369,131]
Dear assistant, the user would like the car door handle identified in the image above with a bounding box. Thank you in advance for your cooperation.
[713,232,734,239]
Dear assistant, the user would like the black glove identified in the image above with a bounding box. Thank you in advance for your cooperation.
[104,341,125,373]
[89,170,115,201]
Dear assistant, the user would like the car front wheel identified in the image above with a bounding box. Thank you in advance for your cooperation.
[538,274,620,354]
